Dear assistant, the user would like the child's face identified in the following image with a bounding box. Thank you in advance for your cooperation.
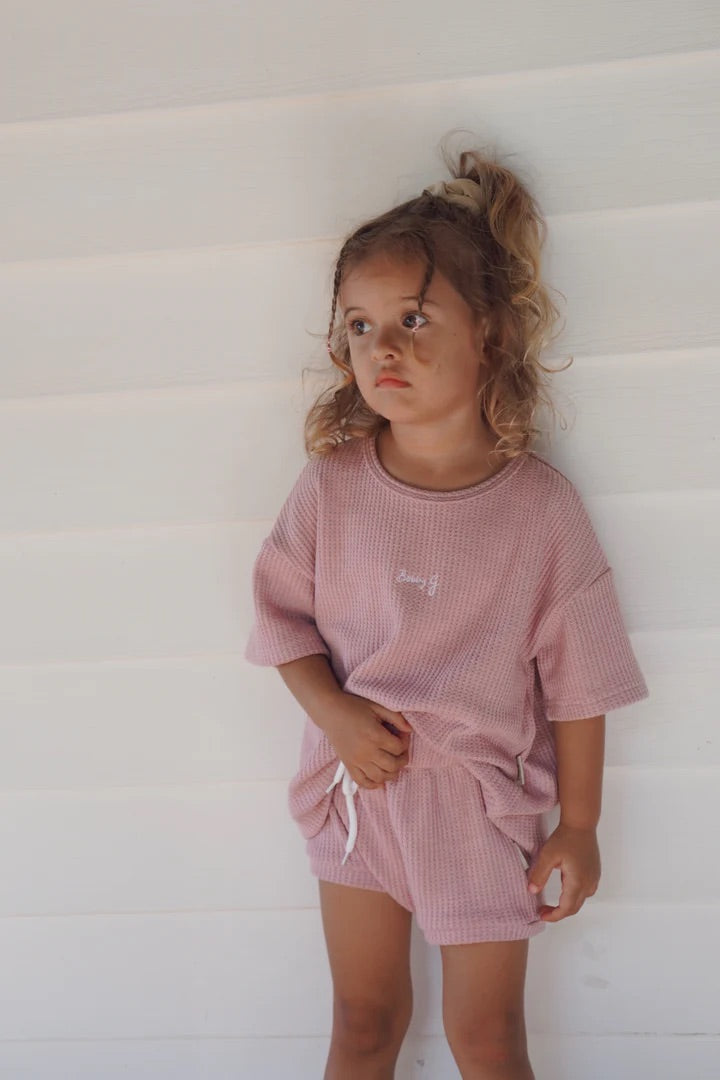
[338,253,487,426]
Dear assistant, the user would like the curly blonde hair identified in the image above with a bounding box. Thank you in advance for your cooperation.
[303,138,571,461]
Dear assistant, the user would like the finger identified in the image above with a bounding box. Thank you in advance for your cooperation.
[379,718,402,737]
[377,727,411,754]
[353,766,383,790]
[364,761,393,784]
[360,752,396,779]
[380,755,409,779]
[380,737,409,756]
[376,709,413,733]
[376,748,409,771]
[528,863,553,894]
[542,885,584,922]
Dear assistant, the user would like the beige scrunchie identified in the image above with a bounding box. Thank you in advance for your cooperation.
[422,177,483,215]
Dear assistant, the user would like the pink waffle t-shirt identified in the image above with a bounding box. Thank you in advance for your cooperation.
[245,433,650,838]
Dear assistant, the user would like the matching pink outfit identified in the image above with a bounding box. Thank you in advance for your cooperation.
[245,433,649,943]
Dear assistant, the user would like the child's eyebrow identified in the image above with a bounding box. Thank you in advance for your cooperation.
[343,297,440,316]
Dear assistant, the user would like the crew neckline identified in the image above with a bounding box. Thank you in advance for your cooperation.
[363,429,528,501]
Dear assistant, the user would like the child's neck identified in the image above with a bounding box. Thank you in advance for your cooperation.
[376,423,505,492]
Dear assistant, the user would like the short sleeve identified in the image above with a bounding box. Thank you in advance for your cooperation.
[534,565,649,721]
[531,476,650,722]
[244,459,331,667]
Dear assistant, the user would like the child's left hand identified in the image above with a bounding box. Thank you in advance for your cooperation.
[526,823,601,922]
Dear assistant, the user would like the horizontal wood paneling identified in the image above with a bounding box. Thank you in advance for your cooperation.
[0,383,306,531]
[0,659,309,788]
[1,344,719,531]
[0,630,715,792]
[0,491,714,664]
[3,10,718,1072]
[408,1035,720,1080]
[0,779,315,916]
[1,53,718,262]
[0,1034,718,1080]
[0,521,265,664]
[0,907,717,1039]
[1,205,717,399]
[0,769,714,916]
[3,2,718,123]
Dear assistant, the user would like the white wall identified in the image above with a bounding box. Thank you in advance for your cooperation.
[1,3,719,1077]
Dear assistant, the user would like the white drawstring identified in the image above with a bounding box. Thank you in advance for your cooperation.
[326,761,359,865]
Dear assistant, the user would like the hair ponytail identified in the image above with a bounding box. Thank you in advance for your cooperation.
[302,135,571,458]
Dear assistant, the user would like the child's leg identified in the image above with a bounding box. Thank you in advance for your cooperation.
[318,879,413,1080]
[440,939,535,1080]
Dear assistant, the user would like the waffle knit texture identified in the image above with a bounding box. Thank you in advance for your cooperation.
[245,434,650,888]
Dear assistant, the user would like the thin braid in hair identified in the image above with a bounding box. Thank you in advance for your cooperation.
[327,256,345,356]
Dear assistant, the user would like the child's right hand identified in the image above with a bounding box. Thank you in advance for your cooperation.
[317,693,413,790]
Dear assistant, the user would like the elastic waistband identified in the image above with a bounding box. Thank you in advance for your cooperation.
[406,737,527,789]
[326,740,526,867]
[323,734,459,867]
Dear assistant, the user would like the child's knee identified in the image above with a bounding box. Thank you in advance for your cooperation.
[332,993,412,1055]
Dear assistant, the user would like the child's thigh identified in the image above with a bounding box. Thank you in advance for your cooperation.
[440,939,530,1034]
[318,879,413,1009]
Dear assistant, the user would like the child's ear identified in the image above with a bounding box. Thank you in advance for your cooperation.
[472,312,489,350]
[474,324,489,359]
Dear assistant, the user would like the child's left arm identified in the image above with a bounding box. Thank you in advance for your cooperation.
[526,714,605,922]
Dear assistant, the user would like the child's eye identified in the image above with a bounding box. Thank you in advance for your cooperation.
[348,312,428,336]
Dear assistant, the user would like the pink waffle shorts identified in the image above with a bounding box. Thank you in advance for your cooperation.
[295,733,550,946]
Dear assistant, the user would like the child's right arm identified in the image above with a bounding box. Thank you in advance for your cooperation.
[276,653,413,789]
[245,460,412,787]
[276,653,346,734]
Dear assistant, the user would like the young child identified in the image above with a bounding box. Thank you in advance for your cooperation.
[245,146,650,1080]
